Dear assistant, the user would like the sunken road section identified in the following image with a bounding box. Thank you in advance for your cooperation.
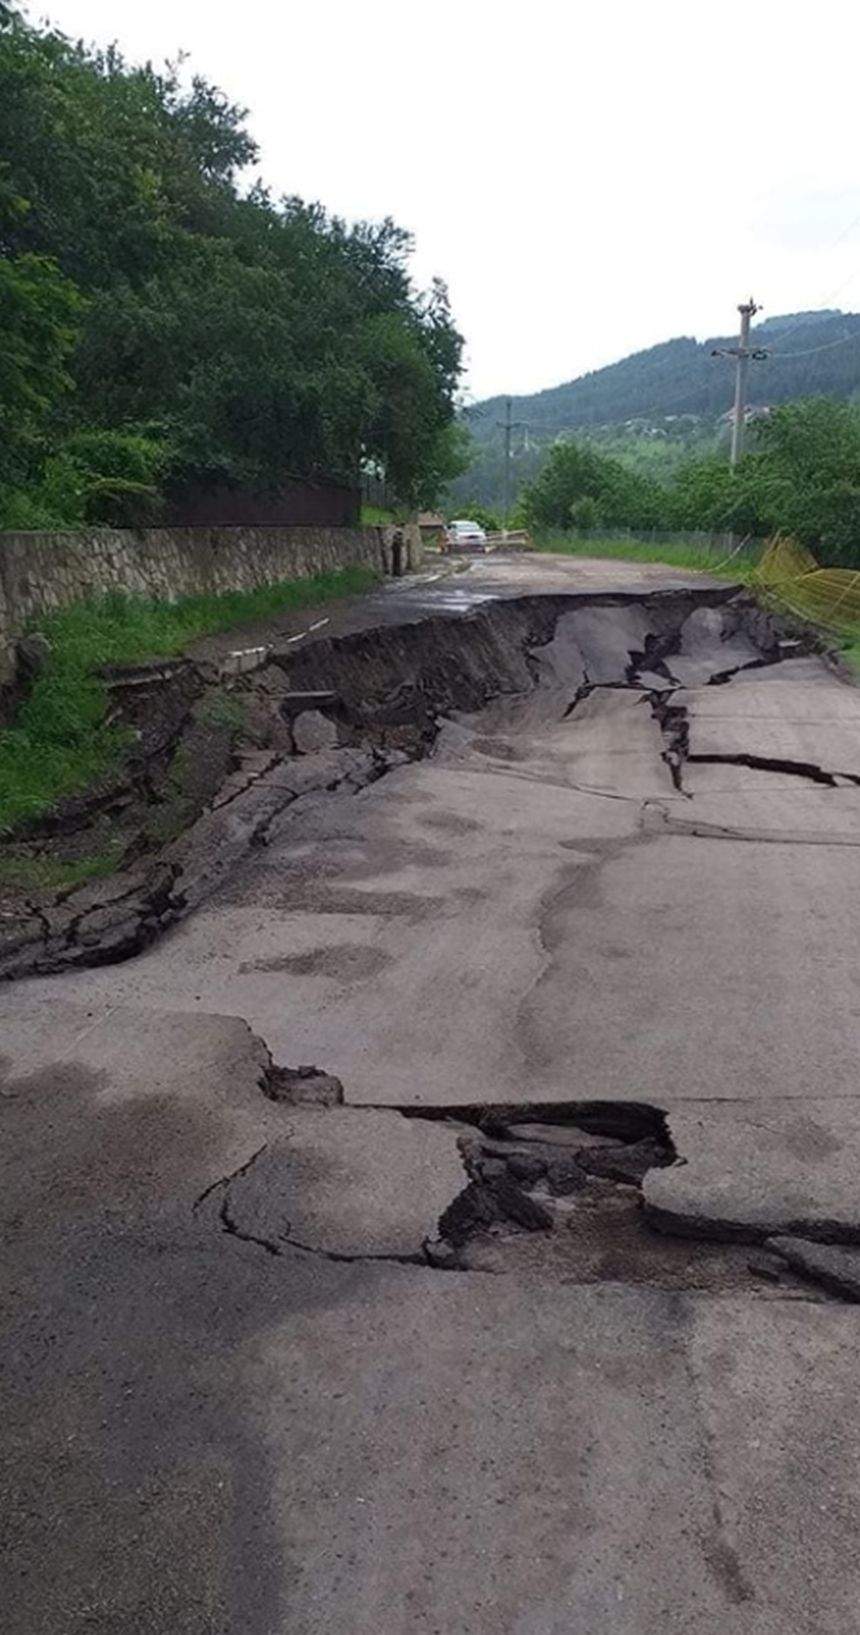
[0,583,807,980]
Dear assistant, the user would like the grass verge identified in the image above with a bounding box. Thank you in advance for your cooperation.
[0,844,124,894]
[833,635,860,676]
[534,533,757,581]
[0,564,378,834]
[360,504,396,525]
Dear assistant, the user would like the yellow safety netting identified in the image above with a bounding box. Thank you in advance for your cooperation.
[751,535,860,632]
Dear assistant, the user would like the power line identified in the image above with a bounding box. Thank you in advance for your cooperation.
[759,202,860,351]
[770,328,860,360]
[820,204,860,257]
[469,308,860,454]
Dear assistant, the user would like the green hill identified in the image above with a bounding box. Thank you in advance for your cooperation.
[453,310,860,509]
[468,310,860,436]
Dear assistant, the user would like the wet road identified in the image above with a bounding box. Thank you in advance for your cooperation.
[188,548,718,657]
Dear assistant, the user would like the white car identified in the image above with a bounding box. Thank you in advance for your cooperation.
[446,518,489,553]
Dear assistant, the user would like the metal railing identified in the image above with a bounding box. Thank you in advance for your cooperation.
[485,529,534,549]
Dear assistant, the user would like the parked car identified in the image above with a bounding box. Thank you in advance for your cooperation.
[445,519,489,553]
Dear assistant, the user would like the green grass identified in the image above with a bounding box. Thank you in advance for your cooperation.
[837,636,860,675]
[195,691,248,733]
[534,533,757,582]
[360,504,396,525]
[142,744,196,846]
[0,844,124,893]
[0,564,378,834]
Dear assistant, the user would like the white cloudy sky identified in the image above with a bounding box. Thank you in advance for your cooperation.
[38,0,860,400]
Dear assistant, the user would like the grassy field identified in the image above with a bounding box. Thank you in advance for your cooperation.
[535,533,757,581]
[0,564,378,834]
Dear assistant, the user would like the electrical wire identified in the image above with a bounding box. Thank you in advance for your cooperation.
[770,328,860,360]
[761,203,860,350]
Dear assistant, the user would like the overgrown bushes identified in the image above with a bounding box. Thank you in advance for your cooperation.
[518,399,860,566]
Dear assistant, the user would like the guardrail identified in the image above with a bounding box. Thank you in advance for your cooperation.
[485,530,534,549]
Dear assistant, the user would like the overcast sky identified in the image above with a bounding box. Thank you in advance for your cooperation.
[38,0,860,401]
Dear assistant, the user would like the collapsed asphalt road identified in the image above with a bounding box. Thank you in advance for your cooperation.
[3,553,860,1633]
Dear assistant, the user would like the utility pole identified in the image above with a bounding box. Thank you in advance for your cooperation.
[496,397,526,527]
[711,298,768,469]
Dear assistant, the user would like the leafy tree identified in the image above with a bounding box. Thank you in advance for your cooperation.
[668,456,737,530]
[451,501,501,531]
[0,427,169,528]
[569,495,601,531]
[514,397,860,565]
[753,397,860,488]
[520,439,662,531]
[0,6,463,524]
[0,248,79,489]
[739,400,860,559]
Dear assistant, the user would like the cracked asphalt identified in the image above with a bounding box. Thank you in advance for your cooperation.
[3,553,860,1632]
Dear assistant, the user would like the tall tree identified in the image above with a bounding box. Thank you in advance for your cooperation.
[0,5,463,524]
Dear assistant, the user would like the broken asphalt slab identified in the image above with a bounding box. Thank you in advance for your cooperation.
[3,997,860,1635]
[0,998,465,1262]
[643,785,860,844]
[665,603,763,687]
[678,677,860,781]
[644,1098,860,1243]
[8,1200,860,1635]
[10,656,860,1106]
[209,1108,464,1260]
[767,1236,860,1300]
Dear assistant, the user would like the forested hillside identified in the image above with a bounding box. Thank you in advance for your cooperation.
[467,310,860,439]
[0,4,464,528]
[452,310,860,511]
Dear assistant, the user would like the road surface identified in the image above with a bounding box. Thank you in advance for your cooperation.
[3,551,860,1633]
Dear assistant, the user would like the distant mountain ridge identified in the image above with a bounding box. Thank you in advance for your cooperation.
[465,309,860,441]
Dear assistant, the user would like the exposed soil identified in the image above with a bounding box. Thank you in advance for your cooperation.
[458,1196,810,1294]
[418,1104,817,1294]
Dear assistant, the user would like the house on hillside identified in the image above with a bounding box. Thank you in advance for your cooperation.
[719,404,772,427]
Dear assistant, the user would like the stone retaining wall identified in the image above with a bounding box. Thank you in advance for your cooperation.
[0,522,422,682]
